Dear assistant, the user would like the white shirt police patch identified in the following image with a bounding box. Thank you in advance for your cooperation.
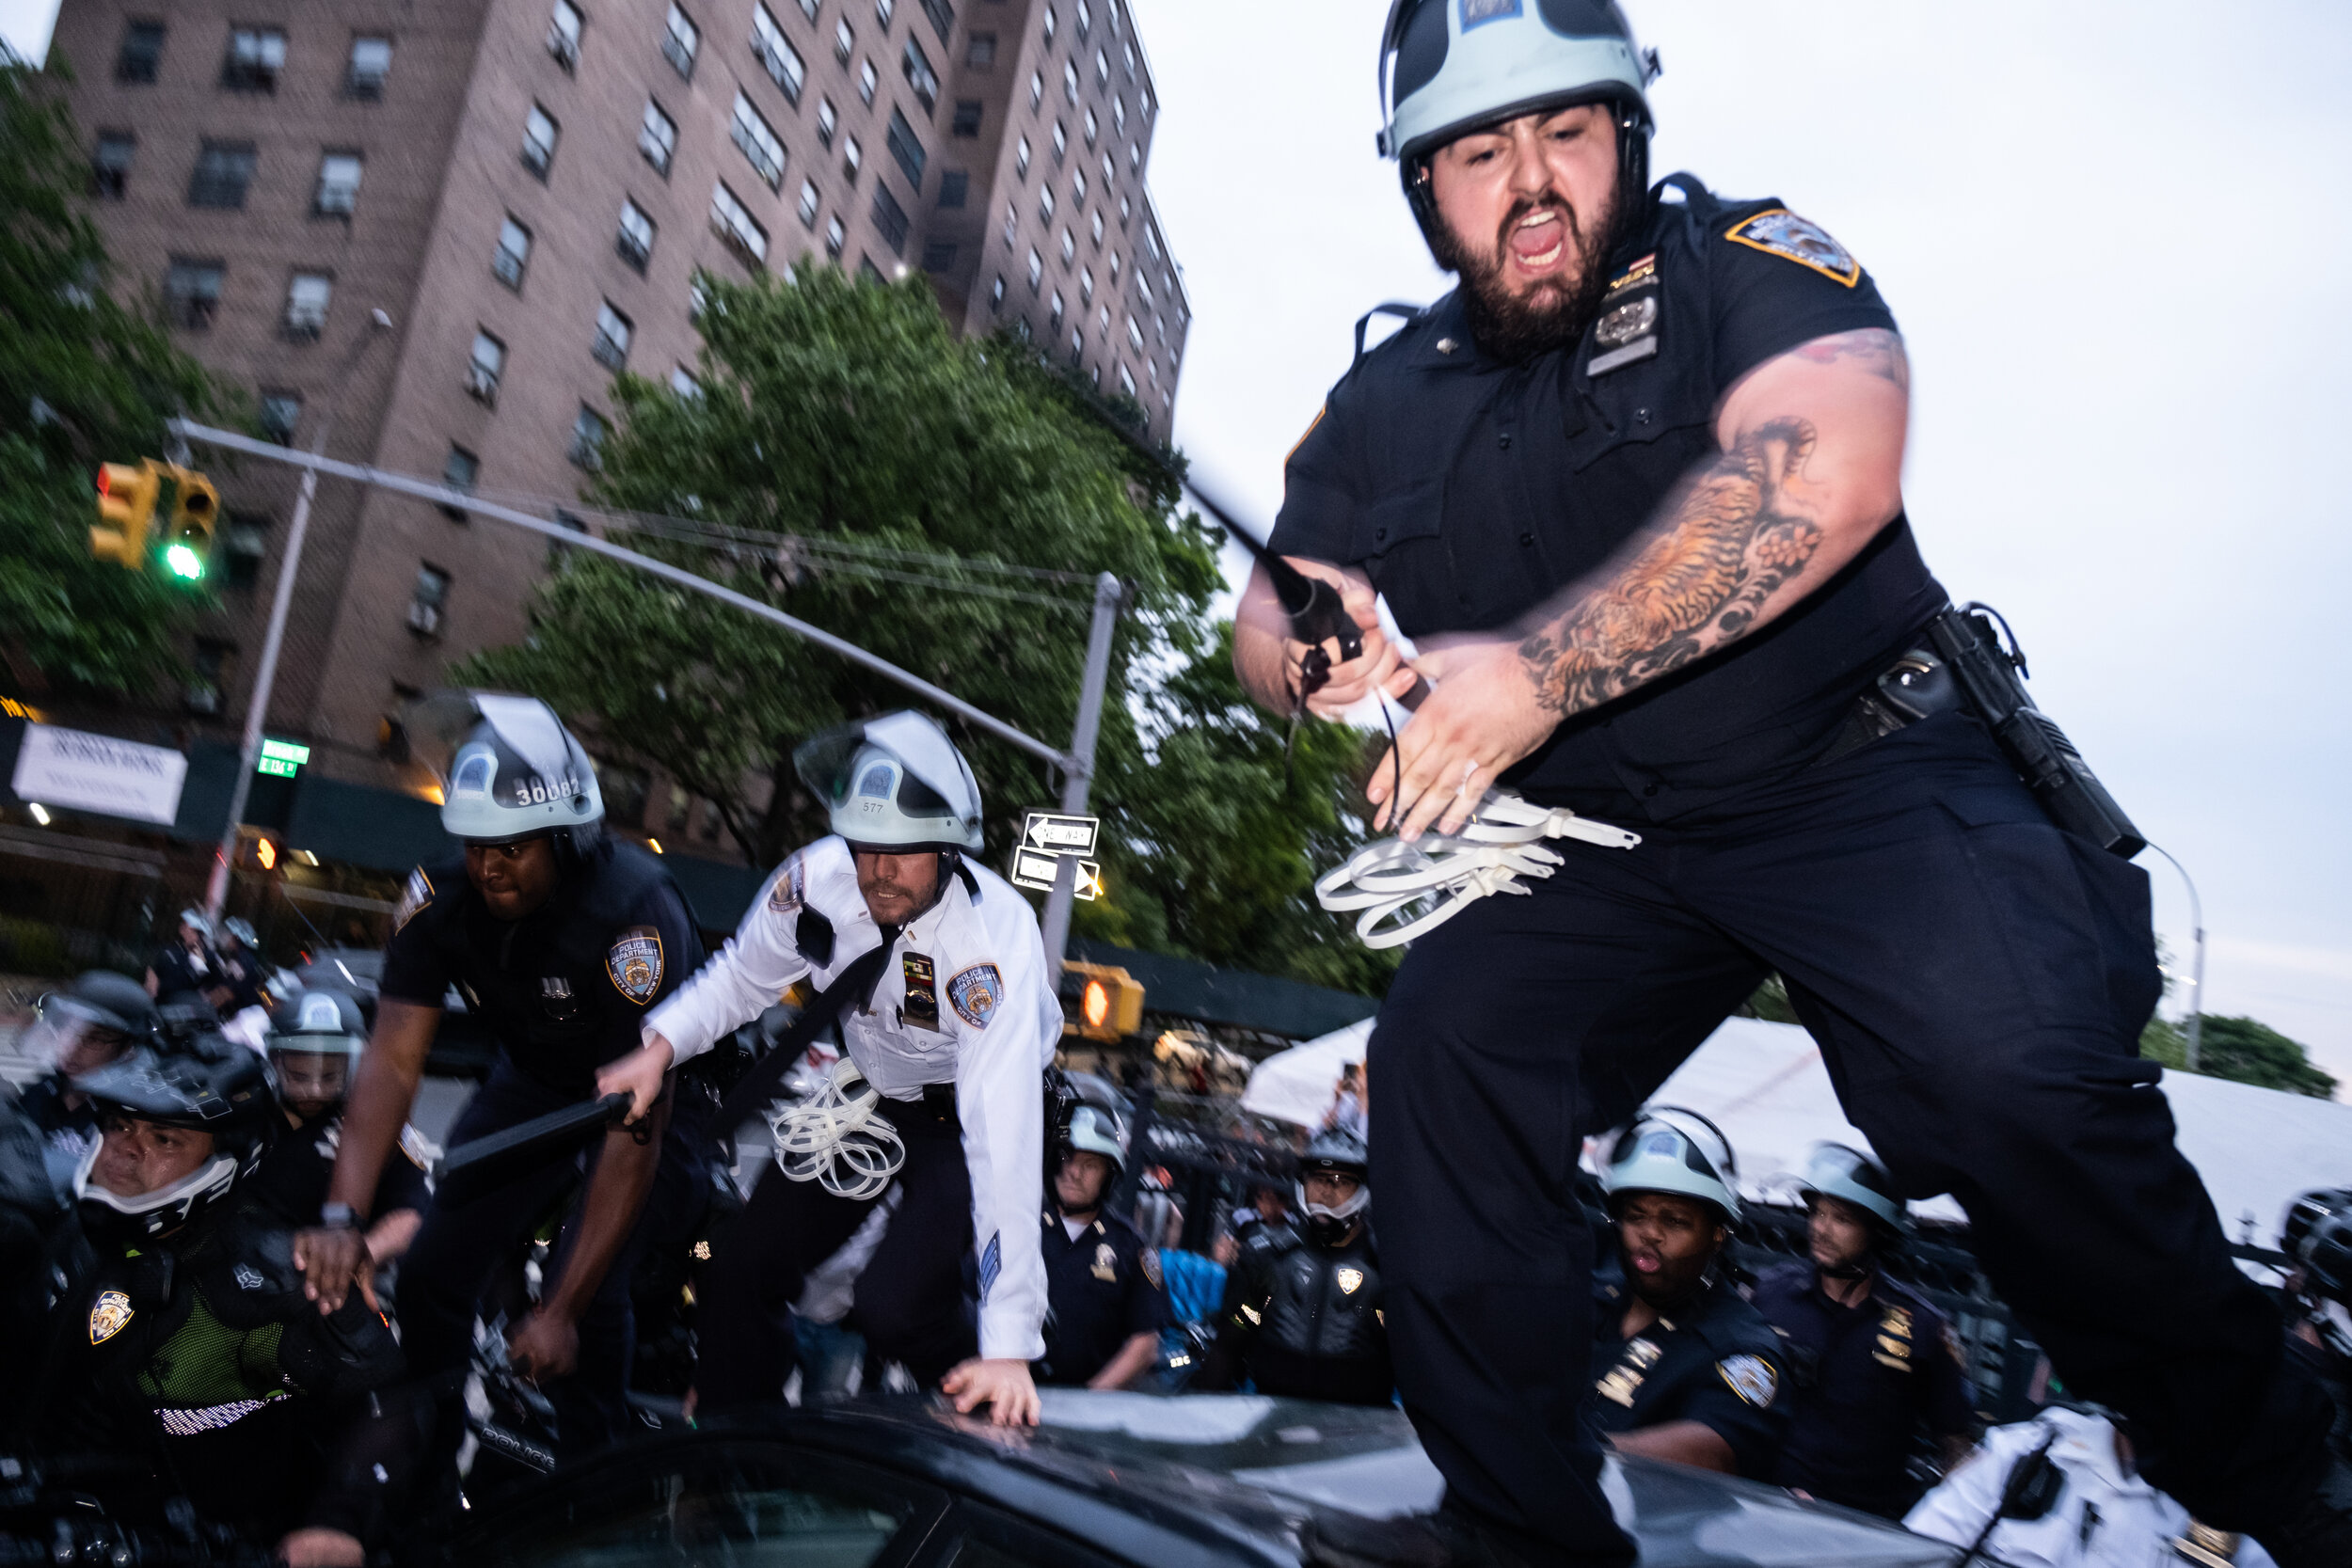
[946,963,1002,1029]
[766,854,806,914]
[606,927,664,1004]
[1719,1354,1779,1408]
[1723,208,1862,288]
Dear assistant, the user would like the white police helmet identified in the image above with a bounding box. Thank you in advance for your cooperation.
[414,690,605,850]
[1377,0,1661,245]
[267,986,368,1059]
[1601,1106,1740,1223]
[1063,1102,1128,1176]
[794,711,984,853]
[1795,1142,1907,1235]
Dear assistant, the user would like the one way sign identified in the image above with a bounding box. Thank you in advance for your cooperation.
[1011,849,1101,901]
[1020,811,1099,858]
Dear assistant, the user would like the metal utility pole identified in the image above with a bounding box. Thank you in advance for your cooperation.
[2145,844,2206,1071]
[203,314,393,920]
[1039,572,1124,971]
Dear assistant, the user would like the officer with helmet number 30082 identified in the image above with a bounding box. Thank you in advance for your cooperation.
[1234,3,2351,1563]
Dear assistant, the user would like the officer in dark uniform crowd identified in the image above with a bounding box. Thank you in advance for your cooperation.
[249,987,430,1273]
[1751,1144,1975,1515]
[207,915,269,1017]
[1587,1112,1786,1479]
[31,1032,417,1568]
[1235,4,2347,1560]
[292,693,704,1467]
[143,907,217,1000]
[12,970,158,1201]
[1035,1104,1171,1388]
[1198,1129,1392,1405]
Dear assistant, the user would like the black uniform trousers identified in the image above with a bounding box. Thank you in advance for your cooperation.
[1373,712,2332,1564]
[697,1088,977,1413]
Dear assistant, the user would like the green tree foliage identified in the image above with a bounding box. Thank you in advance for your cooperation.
[2138,1014,2338,1100]
[459,268,1390,990]
[0,52,231,692]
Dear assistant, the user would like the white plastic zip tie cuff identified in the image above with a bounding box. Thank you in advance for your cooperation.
[1313,789,1640,948]
[768,1057,906,1200]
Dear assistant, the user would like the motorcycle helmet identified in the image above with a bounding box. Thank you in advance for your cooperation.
[1601,1106,1740,1224]
[1794,1141,1907,1236]
[1295,1127,1372,1244]
[794,711,984,854]
[72,1035,277,1242]
[411,689,605,857]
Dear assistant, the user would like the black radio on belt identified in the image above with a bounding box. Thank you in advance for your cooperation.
[1896,604,2144,859]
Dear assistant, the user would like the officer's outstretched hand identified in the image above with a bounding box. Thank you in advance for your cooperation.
[1370,636,1559,841]
[508,1307,580,1383]
[1262,559,1419,719]
[278,1527,364,1566]
[942,1357,1041,1428]
[597,1037,675,1125]
[294,1225,378,1316]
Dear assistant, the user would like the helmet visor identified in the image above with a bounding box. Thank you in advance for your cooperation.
[25,998,138,1081]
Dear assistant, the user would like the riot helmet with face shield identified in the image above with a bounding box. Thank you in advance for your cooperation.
[1296,1127,1371,1245]
[410,689,606,861]
[72,1034,277,1243]
[266,987,368,1120]
[24,971,162,1085]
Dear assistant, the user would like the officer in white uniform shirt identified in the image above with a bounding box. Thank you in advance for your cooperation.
[598,712,1055,1427]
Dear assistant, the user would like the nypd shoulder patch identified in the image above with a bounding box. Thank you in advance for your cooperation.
[1719,1354,1780,1408]
[89,1288,135,1345]
[1140,1247,1162,1290]
[399,1123,435,1171]
[606,926,665,1004]
[391,867,433,936]
[946,963,1003,1030]
[766,854,806,916]
[1723,208,1862,288]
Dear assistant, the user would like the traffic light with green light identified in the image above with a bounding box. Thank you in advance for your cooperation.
[158,465,218,579]
[91,460,218,578]
[92,459,161,567]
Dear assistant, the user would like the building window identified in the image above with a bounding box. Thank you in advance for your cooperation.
[901,37,939,113]
[494,215,532,288]
[1126,314,1143,351]
[875,0,895,24]
[408,565,450,638]
[1072,167,1086,204]
[91,133,135,198]
[593,302,633,370]
[1112,93,1125,133]
[1038,184,1054,222]
[1122,39,1134,78]
[522,104,560,178]
[616,198,656,270]
[1119,363,1135,397]
[919,0,953,44]
[1079,267,1092,303]
[1052,120,1067,162]
[921,241,956,272]
[1069,327,1083,364]
[548,0,584,71]
[1062,60,1078,103]
[1042,4,1057,41]
[1076,0,1091,37]
[843,135,862,183]
[886,106,927,190]
[569,407,606,469]
[795,0,816,20]
[1059,227,1074,262]
[1108,249,1120,280]
[1089,210,1103,245]
[753,6,806,102]
[116,20,165,84]
[1137,267,1152,306]
[1102,150,1115,184]
[1028,69,1043,110]
[1001,202,1015,245]
[825,215,845,259]
[834,18,853,63]
[937,169,967,208]
[662,3,699,78]
[1129,141,1139,170]
[1047,289,1062,332]
[637,100,677,175]
[187,141,255,208]
[950,98,980,136]
[858,56,878,103]
[798,178,820,227]
[1015,135,1031,178]
[440,446,478,518]
[818,98,838,148]
[871,183,909,255]
[283,272,331,340]
[224,512,268,590]
[1095,46,1108,84]
[258,390,302,444]
[1025,246,1041,291]
[731,91,787,187]
[221,26,286,92]
[467,330,504,404]
[313,151,363,216]
[346,36,392,98]
[965,31,994,66]
[671,366,701,399]
[709,181,769,267]
[989,274,1004,310]
[1119,193,1129,226]
[1083,106,1097,147]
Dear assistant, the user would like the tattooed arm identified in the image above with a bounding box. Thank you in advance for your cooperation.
[1370,327,1910,839]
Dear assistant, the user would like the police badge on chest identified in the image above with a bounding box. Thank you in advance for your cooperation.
[1587,252,1661,377]
[900,952,940,1031]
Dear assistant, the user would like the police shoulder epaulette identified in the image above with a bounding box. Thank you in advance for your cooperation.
[1351,300,1431,371]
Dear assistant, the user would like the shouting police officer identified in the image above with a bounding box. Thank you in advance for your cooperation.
[598,711,1057,1427]
[294,693,704,1466]
[1197,1129,1392,1405]
[1035,1102,1171,1389]
[1751,1143,1975,1515]
[1234,5,2345,1560]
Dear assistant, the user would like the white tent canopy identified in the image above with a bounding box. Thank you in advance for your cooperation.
[1248,1015,2352,1248]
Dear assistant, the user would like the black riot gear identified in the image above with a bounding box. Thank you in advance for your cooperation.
[71,1036,277,1244]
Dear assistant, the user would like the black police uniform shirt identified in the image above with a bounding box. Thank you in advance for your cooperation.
[1208,1226,1393,1407]
[1269,177,1948,824]
[1035,1203,1173,1386]
[150,939,217,1001]
[1588,1260,1789,1480]
[377,843,703,1098]
[215,946,267,1012]
[1750,1259,1976,1515]
[250,1109,433,1230]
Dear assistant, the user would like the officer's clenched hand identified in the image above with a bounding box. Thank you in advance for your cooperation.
[508,1307,580,1383]
[942,1357,1042,1427]
[1236,559,1418,719]
[1370,636,1558,840]
[596,1037,674,1125]
[294,1225,378,1316]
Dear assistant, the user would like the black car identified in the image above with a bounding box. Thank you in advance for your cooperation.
[420,1391,1979,1568]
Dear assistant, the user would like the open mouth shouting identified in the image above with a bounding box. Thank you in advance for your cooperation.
[1506,207,1570,276]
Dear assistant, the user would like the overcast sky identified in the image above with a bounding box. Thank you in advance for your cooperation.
[9,0,2348,1090]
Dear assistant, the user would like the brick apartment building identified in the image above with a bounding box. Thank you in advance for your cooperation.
[36,0,1190,876]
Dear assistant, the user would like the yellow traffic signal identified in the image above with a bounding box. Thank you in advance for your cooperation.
[157,464,219,580]
[92,459,161,568]
[1064,961,1144,1042]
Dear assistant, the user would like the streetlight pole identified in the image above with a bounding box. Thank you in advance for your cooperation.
[203,312,394,920]
[2145,844,2205,1071]
[1039,572,1124,971]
